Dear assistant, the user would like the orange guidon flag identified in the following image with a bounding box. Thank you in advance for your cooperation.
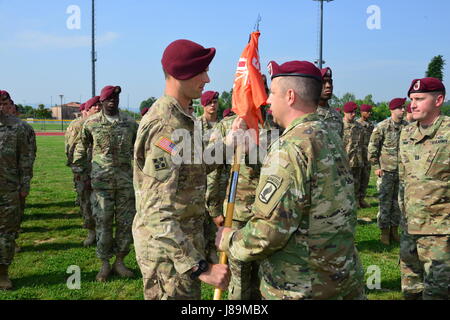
[231,31,268,144]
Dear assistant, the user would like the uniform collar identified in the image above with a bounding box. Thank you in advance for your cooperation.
[411,115,444,142]
[282,113,319,137]
[165,95,196,121]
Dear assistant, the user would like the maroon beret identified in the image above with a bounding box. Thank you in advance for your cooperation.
[389,98,407,110]
[85,96,100,111]
[162,39,216,80]
[100,86,121,101]
[79,103,86,112]
[335,107,341,112]
[141,107,149,116]
[360,104,373,112]
[268,60,322,82]
[408,77,446,97]
[343,102,358,113]
[406,103,412,113]
[321,67,332,79]
[0,90,11,101]
[201,91,219,107]
[222,108,234,118]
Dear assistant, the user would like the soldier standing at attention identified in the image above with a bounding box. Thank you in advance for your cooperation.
[368,98,408,245]
[0,90,33,290]
[132,39,230,300]
[73,86,138,282]
[405,103,415,123]
[198,91,220,264]
[7,102,37,253]
[399,77,449,300]
[69,96,102,247]
[316,67,344,138]
[343,102,365,204]
[357,104,375,209]
[216,60,365,300]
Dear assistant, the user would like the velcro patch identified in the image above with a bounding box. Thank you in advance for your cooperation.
[153,157,168,171]
[155,137,176,155]
[258,175,283,204]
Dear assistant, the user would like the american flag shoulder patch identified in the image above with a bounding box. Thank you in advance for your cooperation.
[155,137,176,155]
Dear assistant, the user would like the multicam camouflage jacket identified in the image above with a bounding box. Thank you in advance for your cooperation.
[357,118,375,166]
[399,115,450,235]
[65,118,84,166]
[368,118,408,172]
[0,115,33,193]
[72,110,138,190]
[316,104,344,138]
[133,95,225,274]
[343,120,365,168]
[206,114,262,221]
[221,113,364,300]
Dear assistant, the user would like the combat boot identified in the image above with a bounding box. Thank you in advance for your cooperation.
[359,199,371,209]
[0,265,13,290]
[83,229,96,247]
[380,228,390,245]
[95,260,111,282]
[112,254,134,278]
[390,226,400,242]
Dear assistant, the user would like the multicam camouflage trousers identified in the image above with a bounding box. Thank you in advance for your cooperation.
[350,167,363,201]
[228,220,261,300]
[91,188,136,260]
[400,233,450,300]
[359,165,371,201]
[74,175,95,230]
[376,171,401,229]
[204,214,219,264]
[0,192,20,266]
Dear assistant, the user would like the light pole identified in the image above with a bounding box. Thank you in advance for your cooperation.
[59,94,64,132]
[313,0,334,69]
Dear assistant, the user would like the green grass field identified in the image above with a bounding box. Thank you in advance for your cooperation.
[0,136,402,300]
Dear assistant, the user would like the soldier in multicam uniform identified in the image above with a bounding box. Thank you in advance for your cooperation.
[0,90,33,290]
[399,77,450,300]
[316,67,344,138]
[405,103,414,123]
[357,104,375,209]
[342,102,365,204]
[132,39,230,300]
[73,86,138,282]
[197,91,220,264]
[216,60,365,300]
[368,98,407,245]
[206,113,266,300]
[66,97,102,247]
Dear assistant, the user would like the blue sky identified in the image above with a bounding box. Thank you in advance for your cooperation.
[0,0,449,111]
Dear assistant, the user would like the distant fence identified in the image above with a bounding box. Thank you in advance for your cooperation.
[26,118,72,132]
[26,118,141,132]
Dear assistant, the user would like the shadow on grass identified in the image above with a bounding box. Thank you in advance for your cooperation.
[25,213,80,221]
[22,225,82,233]
[357,239,400,253]
[366,276,402,293]
[27,201,76,209]
[21,242,84,253]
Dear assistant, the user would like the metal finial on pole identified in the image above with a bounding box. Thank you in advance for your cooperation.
[254,14,262,31]
[313,0,334,69]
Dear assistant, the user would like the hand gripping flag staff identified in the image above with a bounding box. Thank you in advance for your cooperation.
[213,29,268,300]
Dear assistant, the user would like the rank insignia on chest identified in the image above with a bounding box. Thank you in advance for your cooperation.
[155,137,176,155]
[153,157,168,171]
[259,175,283,204]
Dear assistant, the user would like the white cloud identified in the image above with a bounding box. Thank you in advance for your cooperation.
[2,31,119,49]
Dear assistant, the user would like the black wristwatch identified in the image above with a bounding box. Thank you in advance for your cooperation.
[190,260,209,280]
